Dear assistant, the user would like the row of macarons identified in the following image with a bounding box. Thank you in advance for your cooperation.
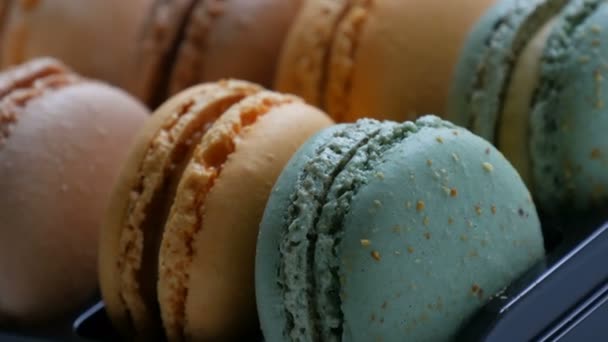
[0,58,542,342]
[2,0,605,227]
[2,0,608,340]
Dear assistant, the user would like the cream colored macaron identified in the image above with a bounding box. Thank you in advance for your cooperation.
[275,0,495,122]
[99,80,333,340]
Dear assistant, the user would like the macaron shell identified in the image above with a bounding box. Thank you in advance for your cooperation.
[338,126,543,341]
[99,80,261,338]
[447,0,531,130]
[156,91,300,340]
[181,102,332,340]
[274,0,346,107]
[256,125,347,342]
[338,0,494,122]
[276,0,494,122]
[168,0,302,95]
[99,83,216,336]
[530,2,608,215]
[0,81,147,325]
[1,0,153,87]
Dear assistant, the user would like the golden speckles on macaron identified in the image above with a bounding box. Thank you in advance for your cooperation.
[579,55,591,64]
[451,152,460,161]
[482,162,494,172]
[375,171,385,180]
[471,283,484,299]
[373,199,382,208]
[416,200,425,212]
[423,216,430,226]
[591,25,602,34]
[460,234,468,242]
[475,204,482,216]
[448,217,454,225]
[360,239,371,247]
[407,246,415,254]
[371,251,382,261]
[423,232,431,240]
[450,188,458,197]
[491,205,497,214]
[427,159,433,166]
[435,136,444,143]
[590,148,602,160]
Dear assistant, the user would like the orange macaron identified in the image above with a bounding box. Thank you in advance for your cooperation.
[99,80,332,340]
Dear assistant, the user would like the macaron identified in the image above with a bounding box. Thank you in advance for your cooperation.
[1,0,153,87]
[99,80,333,340]
[0,58,148,328]
[256,115,544,341]
[447,0,608,229]
[274,0,495,122]
[132,0,302,108]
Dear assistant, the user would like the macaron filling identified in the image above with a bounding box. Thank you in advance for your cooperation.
[465,0,568,140]
[140,0,199,106]
[116,88,249,334]
[497,18,557,185]
[0,60,79,147]
[279,117,453,340]
[167,0,224,96]
[158,92,299,340]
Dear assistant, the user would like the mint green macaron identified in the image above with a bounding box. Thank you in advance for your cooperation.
[448,0,608,226]
[255,116,544,341]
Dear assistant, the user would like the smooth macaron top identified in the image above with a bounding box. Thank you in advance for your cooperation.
[100,80,332,340]
[256,116,544,341]
[133,0,302,107]
[1,0,153,88]
[275,0,494,122]
[0,58,148,327]
[448,0,608,221]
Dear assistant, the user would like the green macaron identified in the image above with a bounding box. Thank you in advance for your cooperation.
[256,116,544,341]
[448,0,608,227]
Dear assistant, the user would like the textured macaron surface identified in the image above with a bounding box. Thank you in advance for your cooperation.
[100,80,261,338]
[448,0,608,219]
[256,116,544,341]
[101,80,332,340]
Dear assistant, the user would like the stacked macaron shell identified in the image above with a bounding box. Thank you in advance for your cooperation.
[132,0,303,107]
[99,80,332,340]
[256,116,545,341]
[0,0,153,88]
[448,0,608,228]
[275,0,495,122]
[0,58,148,327]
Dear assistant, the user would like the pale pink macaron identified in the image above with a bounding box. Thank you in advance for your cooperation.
[0,58,148,329]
